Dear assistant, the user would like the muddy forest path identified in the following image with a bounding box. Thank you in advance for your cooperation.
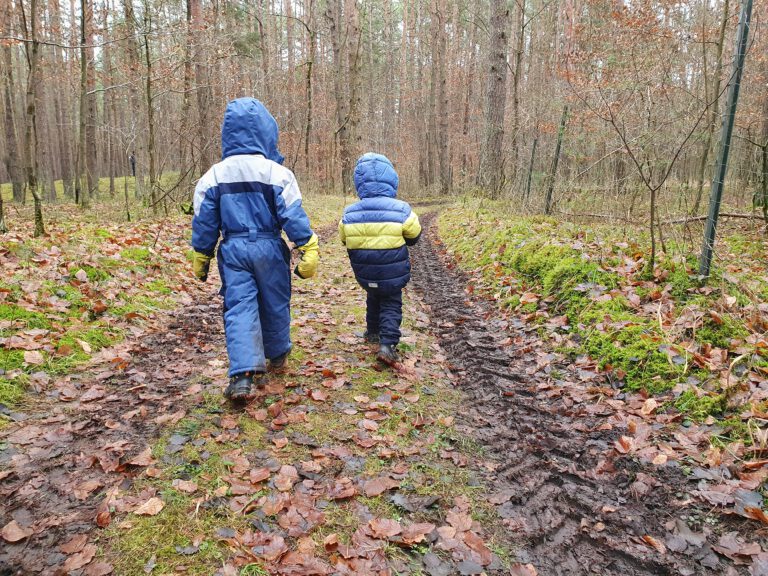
[0,211,752,575]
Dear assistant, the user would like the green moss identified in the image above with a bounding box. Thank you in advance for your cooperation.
[674,389,726,420]
[121,247,151,263]
[665,265,696,301]
[0,303,51,330]
[695,314,749,349]
[146,279,172,295]
[49,327,121,374]
[79,264,112,282]
[0,376,25,406]
[0,349,26,373]
[710,416,751,446]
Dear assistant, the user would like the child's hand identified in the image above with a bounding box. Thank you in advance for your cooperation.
[295,234,319,279]
[192,252,212,282]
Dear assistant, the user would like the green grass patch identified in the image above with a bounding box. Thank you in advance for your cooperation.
[0,303,51,330]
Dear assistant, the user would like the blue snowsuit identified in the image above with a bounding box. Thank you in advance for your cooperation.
[339,154,422,345]
[192,98,314,376]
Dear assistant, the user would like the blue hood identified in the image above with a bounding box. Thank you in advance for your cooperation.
[353,153,398,199]
[221,97,284,164]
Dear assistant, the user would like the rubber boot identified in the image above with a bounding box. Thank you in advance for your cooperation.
[224,372,255,401]
[377,344,400,365]
[363,330,380,344]
[269,351,290,372]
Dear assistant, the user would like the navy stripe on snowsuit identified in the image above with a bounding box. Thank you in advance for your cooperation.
[192,98,313,376]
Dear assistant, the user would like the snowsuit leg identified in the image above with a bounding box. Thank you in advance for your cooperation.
[219,240,269,376]
[366,290,381,336]
[255,239,293,360]
[367,288,402,345]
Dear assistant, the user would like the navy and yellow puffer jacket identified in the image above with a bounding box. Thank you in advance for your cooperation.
[339,153,422,291]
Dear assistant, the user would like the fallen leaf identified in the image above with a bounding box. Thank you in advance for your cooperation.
[274,465,299,491]
[510,564,538,576]
[744,507,768,524]
[62,543,97,571]
[77,339,93,354]
[60,534,89,554]
[250,468,271,483]
[134,497,164,516]
[84,562,114,576]
[129,447,154,466]
[171,479,198,493]
[642,534,667,554]
[369,518,402,539]
[363,476,400,497]
[614,435,634,454]
[640,398,658,416]
[401,522,436,545]
[74,479,103,501]
[1,520,33,542]
[23,350,44,365]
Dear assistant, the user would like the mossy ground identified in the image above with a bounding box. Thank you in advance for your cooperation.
[1,183,347,418]
[438,196,768,427]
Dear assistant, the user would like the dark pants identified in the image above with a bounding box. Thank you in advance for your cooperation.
[365,288,403,346]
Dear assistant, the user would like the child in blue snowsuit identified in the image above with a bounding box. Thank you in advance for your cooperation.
[191,98,319,400]
[339,153,421,364]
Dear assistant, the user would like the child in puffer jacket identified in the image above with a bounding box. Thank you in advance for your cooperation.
[339,153,421,364]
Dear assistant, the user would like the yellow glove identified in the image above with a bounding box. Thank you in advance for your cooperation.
[192,251,212,281]
[295,233,319,279]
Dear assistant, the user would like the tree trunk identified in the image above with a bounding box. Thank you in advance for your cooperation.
[460,13,477,182]
[304,0,316,172]
[477,0,510,198]
[142,5,158,213]
[327,0,352,195]
[432,0,450,194]
[75,0,90,206]
[346,0,362,173]
[524,133,538,202]
[510,0,526,189]
[544,105,568,215]
[20,0,45,236]
[189,0,214,169]
[1,0,24,205]
[693,0,729,215]
[84,0,98,197]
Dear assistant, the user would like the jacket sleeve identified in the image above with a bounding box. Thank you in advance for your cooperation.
[274,172,314,246]
[338,219,346,246]
[191,171,221,257]
[402,207,422,246]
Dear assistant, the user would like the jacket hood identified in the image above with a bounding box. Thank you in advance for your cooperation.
[353,153,398,199]
[221,97,284,164]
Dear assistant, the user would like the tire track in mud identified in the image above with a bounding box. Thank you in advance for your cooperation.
[410,212,725,576]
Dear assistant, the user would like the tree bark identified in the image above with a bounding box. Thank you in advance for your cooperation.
[544,105,569,215]
[1,0,24,206]
[477,0,510,198]
[692,0,729,215]
[190,0,214,169]
[20,0,46,236]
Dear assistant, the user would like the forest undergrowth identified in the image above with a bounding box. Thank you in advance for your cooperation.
[439,196,768,499]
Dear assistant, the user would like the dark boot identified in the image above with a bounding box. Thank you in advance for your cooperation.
[224,372,255,400]
[377,344,400,365]
[269,351,290,372]
[363,330,380,344]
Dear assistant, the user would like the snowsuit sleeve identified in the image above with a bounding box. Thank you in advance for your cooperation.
[402,206,422,246]
[191,170,221,257]
[273,171,313,247]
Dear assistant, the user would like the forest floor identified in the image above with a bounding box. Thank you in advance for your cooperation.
[1,196,767,575]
